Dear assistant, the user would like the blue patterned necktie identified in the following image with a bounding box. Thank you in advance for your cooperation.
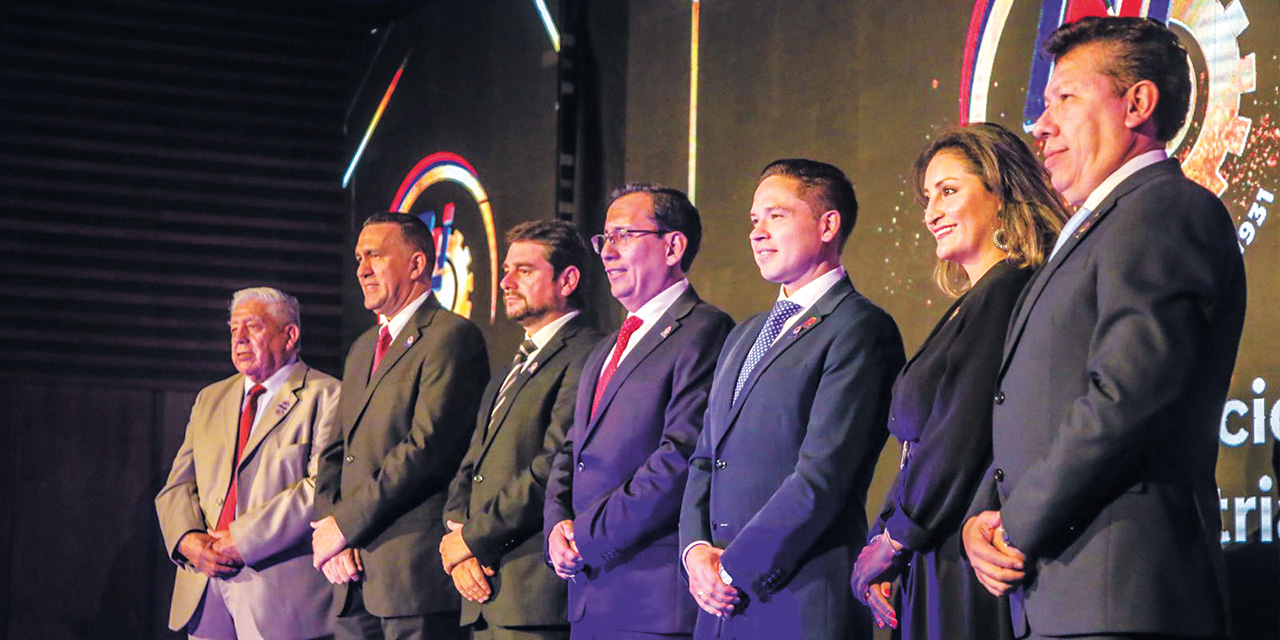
[734,299,802,402]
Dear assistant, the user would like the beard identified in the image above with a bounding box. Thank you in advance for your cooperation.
[505,294,554,325]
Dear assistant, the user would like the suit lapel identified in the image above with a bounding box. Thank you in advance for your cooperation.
[237,362,308,471]
[715,277,854,449]
[481,321,578,454]
[582,288,701,445]
[348,297,441,443]
[213,375,244,502]
[998,159,1181,381]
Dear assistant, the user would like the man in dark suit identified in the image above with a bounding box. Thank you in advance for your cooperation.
[313,212,490,640]
[441,220,603,640]
[544,183,734,639]
[961,17,1246,640]
[679,159,904,640]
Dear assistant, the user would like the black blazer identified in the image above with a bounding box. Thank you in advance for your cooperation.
[443,314,602,628]
[876,262,1030,552]
[315,296,490,617]
[973,159,1245,637]
[544,286,733,634]
[680,275,904,640]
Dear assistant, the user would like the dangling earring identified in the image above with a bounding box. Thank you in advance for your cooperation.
[992,228,1010,252]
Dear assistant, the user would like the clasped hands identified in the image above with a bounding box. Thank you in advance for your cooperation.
[961,510,1027,597]
[310,515,362,585]
[178,530,243,578]
[684,544,739,618]
[547,519,584,581]
[851,532,906,629]
[440,520,495,603]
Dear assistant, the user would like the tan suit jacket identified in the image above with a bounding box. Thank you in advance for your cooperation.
[156,360,340,639]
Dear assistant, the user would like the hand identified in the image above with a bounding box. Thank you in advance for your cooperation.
[208,529,244,565]
[851,532,903,604]
[961,511,1026,597]
[547,519,584,580]
[685,544,739,618]
[867,581,897,630]
[450,557,495,603]
[319,548,363,585]
[177,531,242,578]
[440,520,473,574]
[310,516,348,570]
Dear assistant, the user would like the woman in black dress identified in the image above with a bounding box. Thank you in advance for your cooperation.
[851,123,1068,639]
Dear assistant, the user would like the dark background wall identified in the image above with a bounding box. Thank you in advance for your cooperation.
[2,0,1277,638]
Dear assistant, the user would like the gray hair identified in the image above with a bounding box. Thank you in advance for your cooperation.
[229,287,301,331]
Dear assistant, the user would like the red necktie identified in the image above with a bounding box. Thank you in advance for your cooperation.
[591,316,644,417]
[216,384,266,530]
[371,324,393,376]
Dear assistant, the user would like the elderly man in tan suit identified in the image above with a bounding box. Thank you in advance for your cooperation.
[157,287,340,640]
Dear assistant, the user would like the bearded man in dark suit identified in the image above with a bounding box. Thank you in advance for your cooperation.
[441,220,602,640]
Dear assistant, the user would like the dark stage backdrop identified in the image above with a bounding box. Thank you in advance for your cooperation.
[346,1,1280,637]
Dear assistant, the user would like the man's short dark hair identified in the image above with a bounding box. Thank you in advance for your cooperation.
[758,159,858,251]
[1043,16,1190,141]
[606,183,702,271]
[363,211,437,269]
[505,219,591,310]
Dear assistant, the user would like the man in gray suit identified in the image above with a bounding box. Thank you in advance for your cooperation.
[314,212,489,640]
[442,220,602,640]
[962,17,1246,640]
[156,287,339,640]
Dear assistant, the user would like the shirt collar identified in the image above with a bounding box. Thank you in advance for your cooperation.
[527,309,581,351]
[243,354,298,399]
[380,290,432,341]
[629,278,690,325]
[776,266,845,311]
[1081,149,1167,213]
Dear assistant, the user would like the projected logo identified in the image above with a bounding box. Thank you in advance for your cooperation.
[960,0,1275,253]
[390,152,500,323]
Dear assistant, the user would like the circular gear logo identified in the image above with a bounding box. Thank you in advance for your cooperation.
[390,152,500,323]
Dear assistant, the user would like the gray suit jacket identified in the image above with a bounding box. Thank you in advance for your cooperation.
[156,361,339,639]
[316,296,489,618]
[444,314,602,628]
[975,159,1245,637]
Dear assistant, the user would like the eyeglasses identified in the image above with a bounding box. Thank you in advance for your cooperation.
[590,228,669,253]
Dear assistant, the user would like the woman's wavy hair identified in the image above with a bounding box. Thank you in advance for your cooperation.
[911,122,1070,297]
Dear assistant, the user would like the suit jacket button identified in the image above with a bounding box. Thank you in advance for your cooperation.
[345,454,355,463]
[715,459,727,470]
[473,474,484,483]
[215,497,223,505]
[994,391,1005,405]
[711,521,719,529]
[576,461,585,472]
[994,468,1005,482]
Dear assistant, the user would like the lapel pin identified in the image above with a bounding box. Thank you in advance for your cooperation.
[660,324,674,338]
[406,335,415,346]
[275,401,289,415]
[528,361,539,373]
[792,317,819,336]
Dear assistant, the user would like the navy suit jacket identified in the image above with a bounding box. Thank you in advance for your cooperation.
[971,159,1245,637]
[544,286,733,634]
[680,275,904,640]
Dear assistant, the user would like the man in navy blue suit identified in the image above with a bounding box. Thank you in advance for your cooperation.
[680,159,904,640]
[545,183,734,640]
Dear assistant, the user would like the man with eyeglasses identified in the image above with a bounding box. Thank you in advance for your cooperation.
[544,183,734,640]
